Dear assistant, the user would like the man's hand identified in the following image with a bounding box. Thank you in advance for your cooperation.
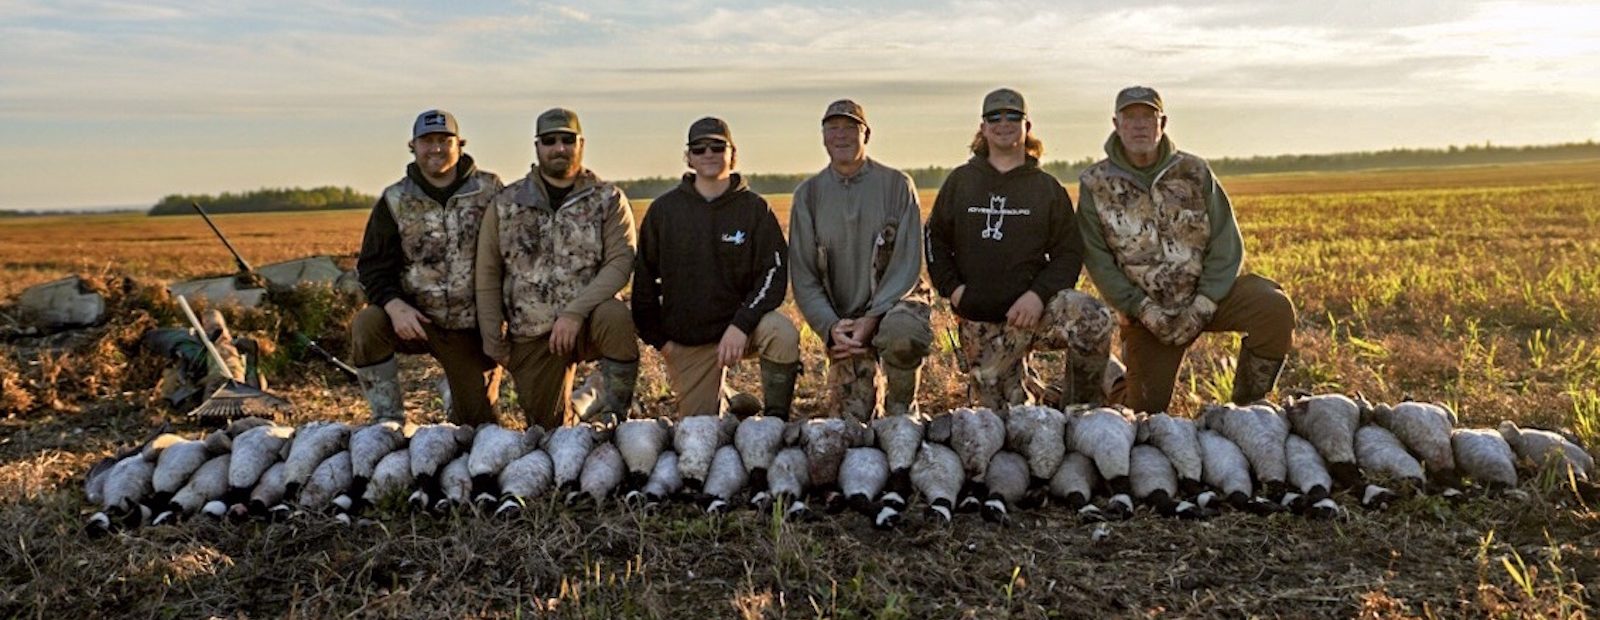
[384,299,431,341]
[717,325,749,368]
[950,285,966,310]
[1137,298,1179,345]
[828,319,864,360]
[1006,290,1044,329]
[548,315,582,357]
[1167,295,1217,347]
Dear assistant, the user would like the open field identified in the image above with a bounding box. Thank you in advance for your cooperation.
[3,159,1599,617]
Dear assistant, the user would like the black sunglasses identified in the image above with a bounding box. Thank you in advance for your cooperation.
[688,142,729,155]
[539,134,578,146]
[983,111,1026,123]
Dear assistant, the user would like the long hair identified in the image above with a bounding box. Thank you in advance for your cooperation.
[969,130,1044,159]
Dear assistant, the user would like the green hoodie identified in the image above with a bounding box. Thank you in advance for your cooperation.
[1076,133,1243,316]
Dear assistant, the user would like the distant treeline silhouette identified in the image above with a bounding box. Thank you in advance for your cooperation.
[614,141,1600,198]
[148,186,374,216]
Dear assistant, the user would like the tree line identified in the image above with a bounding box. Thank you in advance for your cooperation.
[147,186,374,216]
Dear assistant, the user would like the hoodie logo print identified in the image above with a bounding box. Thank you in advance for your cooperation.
[981,195,1006,241]
[721,230,747,246]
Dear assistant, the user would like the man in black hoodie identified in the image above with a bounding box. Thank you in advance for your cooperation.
[926,89,1115,409]
[633,117,801,419]
[350,109,504,424]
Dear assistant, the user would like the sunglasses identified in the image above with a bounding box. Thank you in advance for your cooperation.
[539,134,578,146]
[983,111,1026,123]
[688,142,729,155]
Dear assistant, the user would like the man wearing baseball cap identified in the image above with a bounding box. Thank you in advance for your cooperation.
[351,109,505,424]
[926,88,1116,409]
[474,108,640,428]
[633,117,801,419]
[789,99,932,420]
[1078,86,1296,413]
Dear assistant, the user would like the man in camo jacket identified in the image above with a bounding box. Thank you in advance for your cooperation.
[1078,86,1296,413]
[926,88,1116,409]
[351,109,504,424]
[476,108,640,429]
[790,99,932,421]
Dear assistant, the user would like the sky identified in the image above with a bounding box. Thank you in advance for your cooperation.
[1,0,1598,211]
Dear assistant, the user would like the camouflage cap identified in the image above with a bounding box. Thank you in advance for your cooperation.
[536,108,582,136]
[1115,86,1163,113]
[982,88,1027,116]
[687,116,732,145]
[412,109,459,139]
[822,99,867,127]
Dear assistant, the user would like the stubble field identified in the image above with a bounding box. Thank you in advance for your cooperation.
[2,159,1598,618]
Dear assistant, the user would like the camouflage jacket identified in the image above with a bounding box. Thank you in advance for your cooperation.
[476,167,636,343]
[381,169,502,330]
[1077,134,1243,315]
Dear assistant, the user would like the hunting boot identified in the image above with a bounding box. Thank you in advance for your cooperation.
[759,359,802,421]
[881,361,920,419]
[1059,351,1109,407]
[1230,349,1286,405]
[356,357,405,422]
[582,358,639,424]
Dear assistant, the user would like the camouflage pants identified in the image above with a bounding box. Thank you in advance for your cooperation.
[825,298,934,421]
[958,290,1114,410]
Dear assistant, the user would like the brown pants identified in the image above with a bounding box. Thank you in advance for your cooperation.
[349,305,501,425]
[664,312,800,417]
[505,299,639,429]
[1120,273,1296,414]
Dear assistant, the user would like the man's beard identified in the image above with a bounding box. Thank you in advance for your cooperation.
[540,153,580,179]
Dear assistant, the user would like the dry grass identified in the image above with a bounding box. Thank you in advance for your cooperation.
[3,159,1600,617]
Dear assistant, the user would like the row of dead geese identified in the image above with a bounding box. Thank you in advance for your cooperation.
[83,394,1597,535]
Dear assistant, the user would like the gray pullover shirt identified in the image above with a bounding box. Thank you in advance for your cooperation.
[789,158,924,342]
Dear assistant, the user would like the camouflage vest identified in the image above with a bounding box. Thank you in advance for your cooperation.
[382,170,500,330]
[492,171,615,338]
[1080,153,1212,307]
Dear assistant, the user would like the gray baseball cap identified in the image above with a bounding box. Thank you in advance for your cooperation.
[536,108,582,136]
[1115,86,1164,113]
[412,109,459,139]
[687,116,732,145]
[822,99,867,127]
[982,88,1027,116]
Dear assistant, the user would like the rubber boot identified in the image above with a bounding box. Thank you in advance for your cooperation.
[881,362,921,419]
[356,357,404,422]
[583,358,639,424]
[1230,349,1285,406]
[758,359,802,421]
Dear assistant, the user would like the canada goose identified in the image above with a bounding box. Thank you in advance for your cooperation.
[469,424,544,507]
[86,454,155,536]
[342,420,409,511]
[153,453,232,525]
[297,451,352,514]
[1047,452,1102,516]
[226,423,295,507]
[1450,428,1518,490]
[910,442,963,525]
[1497,421,1595,481]
[1200,403,1289,500]
[981,450,1030,525]
[1129,445,1204,519]
[1004,405,1068,508]
[757,447,811,520]
[871,413,925,512]
[839,447,894,528]
[734,415,788,494]
[1284,435,1340,519]
[1284,393,1364,489]
[148,430,232,510]
[282,421,352,501]
[929,407,1004,513]
[577,442,625,505]
[1135,413,1204,497]
[1067,406,1136,515]
[674,414,740,491]
[639,450,685,508]
[244,462,290,522]
[495,449,555,518]
[1355,424,1425,490]
[792,416,875,512]
[616,417,673,491]
[702,445,748,514]
[1371,400,1458,487]
[436,454,472,512]
[361,448,413,511]
[1195,429,1281,516]
[408,423,476,511]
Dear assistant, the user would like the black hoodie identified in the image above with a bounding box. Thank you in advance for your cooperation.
[633,173,788,349]
[924,155,1084,323]
[357,154,480,309]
